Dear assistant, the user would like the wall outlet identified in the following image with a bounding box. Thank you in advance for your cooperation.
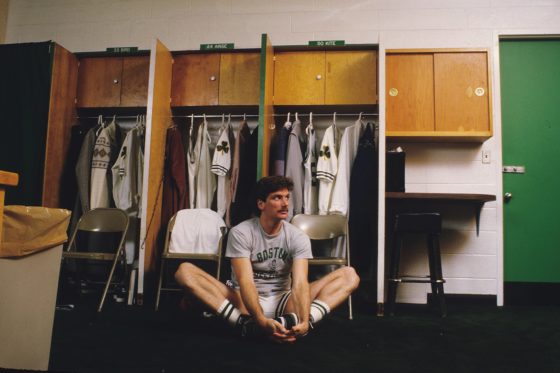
[482,150,491,164]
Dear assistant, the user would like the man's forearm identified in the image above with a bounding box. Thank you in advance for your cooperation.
[291,280,310,323]
[238,278,267,323]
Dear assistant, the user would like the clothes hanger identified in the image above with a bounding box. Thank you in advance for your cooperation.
[332,112,337,144]
[306,112,314,135]
[284,112,292,129]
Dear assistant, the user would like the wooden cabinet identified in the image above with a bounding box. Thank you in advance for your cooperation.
[171,52,260,106]
[273,50,377,105]
[76,56,149,107]
[386,49,492,141]
[219,52,260,105]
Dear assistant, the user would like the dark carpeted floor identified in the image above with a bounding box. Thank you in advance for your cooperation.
[38,294,560,373]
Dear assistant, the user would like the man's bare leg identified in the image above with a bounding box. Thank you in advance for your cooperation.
[175,262,248,326]
[284,266,359,323]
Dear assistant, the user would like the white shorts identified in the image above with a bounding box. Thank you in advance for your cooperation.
[226,280,291,318]
[259,291,292,319]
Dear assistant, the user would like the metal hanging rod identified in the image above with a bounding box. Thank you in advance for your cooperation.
[273,113,378,117]
[77,115,145,120]
[171,114,259,119]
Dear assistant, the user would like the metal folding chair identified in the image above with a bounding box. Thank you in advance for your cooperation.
[290,214,353,320]
[62,208,129,312]
[155,212,225,311]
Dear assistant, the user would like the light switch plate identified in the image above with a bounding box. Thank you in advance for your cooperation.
[482,150,491,164]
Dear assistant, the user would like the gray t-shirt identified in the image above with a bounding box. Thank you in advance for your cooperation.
[226,217,312,296]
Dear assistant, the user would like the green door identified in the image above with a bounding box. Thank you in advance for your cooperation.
[500,39,560,284]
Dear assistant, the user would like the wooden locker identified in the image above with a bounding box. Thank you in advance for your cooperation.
[434,52,490,132]
[76,57,123,107]
[386,53,435,132]
[325,50,377,105]
[121,56,150,107]
[171,53,220,106]
[219,52,260,105]
[273,51,325,105]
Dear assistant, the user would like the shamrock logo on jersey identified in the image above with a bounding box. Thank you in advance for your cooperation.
[319,145,331,159]
[216,141,229,154]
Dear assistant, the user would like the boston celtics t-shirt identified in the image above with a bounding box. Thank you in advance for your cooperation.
[226,217,312,296]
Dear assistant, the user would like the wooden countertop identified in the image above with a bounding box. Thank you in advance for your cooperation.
[386,192,496,203]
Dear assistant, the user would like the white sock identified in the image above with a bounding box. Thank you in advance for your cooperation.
[217,300,241,327]
[310,299,330,323]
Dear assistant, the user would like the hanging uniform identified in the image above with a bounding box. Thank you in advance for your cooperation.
[268,123,291,176]
[229,120,258,227]
[111,125,145,264]
[303,123,318,215]
[188,119,216,209]
[90,119,118,209]
[329,119,363,216]
[349,123,378,278]
[162,126,189,227]
[112,126,144,216]
[75,125,98,215]
[211,121,235,218]
[316,125,340,215]
[285,118,306,219]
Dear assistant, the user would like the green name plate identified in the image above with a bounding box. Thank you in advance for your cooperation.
[106,47,138,53]
[200,43,234,50]
[309,40,345,47]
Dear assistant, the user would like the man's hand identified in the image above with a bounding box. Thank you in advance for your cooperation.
[290,321,309,338]
[258,318,297,344]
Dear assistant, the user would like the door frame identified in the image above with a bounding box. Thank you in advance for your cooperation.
[492,31,560,306]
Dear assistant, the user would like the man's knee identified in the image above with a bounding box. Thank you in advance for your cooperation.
[341,266,360,291]
[174,262,199,289]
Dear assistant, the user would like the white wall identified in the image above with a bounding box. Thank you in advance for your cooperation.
[5,0,560,304]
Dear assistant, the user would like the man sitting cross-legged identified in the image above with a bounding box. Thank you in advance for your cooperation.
[174,175,360,343]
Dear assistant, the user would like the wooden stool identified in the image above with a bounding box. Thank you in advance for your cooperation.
[387,213,446,317]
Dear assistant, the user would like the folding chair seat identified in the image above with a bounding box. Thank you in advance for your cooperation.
[290,214,353,320]
[155,208,226,311]
[62,208,129,312]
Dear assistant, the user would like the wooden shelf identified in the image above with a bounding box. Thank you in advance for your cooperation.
[386,130,492,142]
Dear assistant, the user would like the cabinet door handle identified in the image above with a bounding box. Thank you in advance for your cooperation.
[113,79,119,84]
[316,74,322,80]
[210,75,217,81]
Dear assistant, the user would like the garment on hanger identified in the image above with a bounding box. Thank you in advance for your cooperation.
[112,125,144,217]
[303,122,318,215]
[162,126,189,228]
[90,118,118,209]
[228,120,258,227]
[349,123,378,279]
[316,124,341,215]
[268,114,291,176]
[211,120,235,218]
[187,118,216,209]
[60,124,88,211]
[330,117,366,216]
[285,115,306,219]
[75,125,99,214]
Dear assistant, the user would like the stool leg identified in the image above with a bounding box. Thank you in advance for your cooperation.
[427,234,438,297]
[387,233,402,316]
[430,234,446,317]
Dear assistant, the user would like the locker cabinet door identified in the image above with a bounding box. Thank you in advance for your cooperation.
[386,53,435,132]
[171,54,220,106]
[76,57,123,108]
[325,50,377,105]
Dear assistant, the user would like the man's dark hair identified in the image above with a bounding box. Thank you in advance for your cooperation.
[254,176,293,211]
